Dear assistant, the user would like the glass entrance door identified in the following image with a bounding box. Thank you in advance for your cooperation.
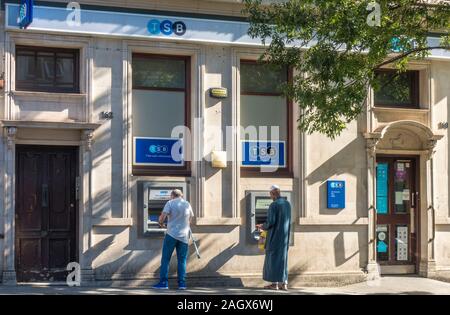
[376,157,418,267]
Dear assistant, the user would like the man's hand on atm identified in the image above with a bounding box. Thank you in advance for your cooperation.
[158,213,168,228]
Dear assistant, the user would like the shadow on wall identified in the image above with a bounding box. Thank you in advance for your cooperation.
[88,221,258,286]
[91,49,125,219]
[307,136,367,218]
[446,95,450,218]
[87,56,372,284]
[298,225,367,270]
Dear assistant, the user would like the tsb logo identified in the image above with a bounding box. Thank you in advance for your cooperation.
[149,145,169,154]
[148,19,187,36]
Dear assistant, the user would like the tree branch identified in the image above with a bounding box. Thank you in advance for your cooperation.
[373,45,449,70]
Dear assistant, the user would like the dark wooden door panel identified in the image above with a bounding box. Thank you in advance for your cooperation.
[15,146,77,282]
[16,151,43,233]
[48,152,73,231]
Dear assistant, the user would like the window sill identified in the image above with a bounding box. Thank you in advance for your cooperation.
[298,217,369,226]
[195,217,242,226]
[92,218,133,227]
[241,169,293,178]
[372,106,428,113]
[132,167,191,177]
[12,90,86,100]
[436,217,450,225]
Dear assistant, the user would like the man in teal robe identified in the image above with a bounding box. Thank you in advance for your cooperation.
[257,185,291,290]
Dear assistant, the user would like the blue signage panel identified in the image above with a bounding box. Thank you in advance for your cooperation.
[327,180,345,209]
[134,137,184,166]
[376,163,389,214]
[242,141,285,168]
[5,3,450,58]
[18,0,33,29]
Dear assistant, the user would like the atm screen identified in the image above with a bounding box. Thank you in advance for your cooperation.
[146,188,171,230]
[255,197,271,225]
[147,208,169,226]
[148,209,160,223]
[254,196,288,225]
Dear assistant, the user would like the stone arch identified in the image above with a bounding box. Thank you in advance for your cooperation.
[365,120,444,157]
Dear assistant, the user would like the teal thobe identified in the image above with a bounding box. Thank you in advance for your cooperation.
[262,197,291,283]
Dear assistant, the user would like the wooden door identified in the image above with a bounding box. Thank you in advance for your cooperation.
[15,146,77,282]
[376,156,419,270]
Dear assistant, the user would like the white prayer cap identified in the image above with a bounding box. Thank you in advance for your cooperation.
[270,185,280,191]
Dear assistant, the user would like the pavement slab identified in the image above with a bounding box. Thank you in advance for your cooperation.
[0,276,449,295]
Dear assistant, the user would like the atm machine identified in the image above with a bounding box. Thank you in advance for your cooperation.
[246,190,294,245]
[138,181,188,236]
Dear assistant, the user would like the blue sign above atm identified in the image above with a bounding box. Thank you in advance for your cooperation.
[327,180,345,209]
[134,137,184,166]
[18,0,33,29]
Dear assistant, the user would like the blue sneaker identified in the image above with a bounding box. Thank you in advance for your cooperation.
[178,283,187,290]
[152,282,169,290]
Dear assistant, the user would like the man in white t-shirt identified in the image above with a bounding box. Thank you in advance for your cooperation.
[152,189,194,290]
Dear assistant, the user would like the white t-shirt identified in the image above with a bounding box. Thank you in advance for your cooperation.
[162,197,194,244]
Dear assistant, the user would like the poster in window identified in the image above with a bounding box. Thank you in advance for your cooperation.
[134,137,184,166]
[376,163,388,214]
[241,141,286,168]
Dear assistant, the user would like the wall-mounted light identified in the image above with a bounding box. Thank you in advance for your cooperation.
[211,151,227,168]
[209,87,228,99]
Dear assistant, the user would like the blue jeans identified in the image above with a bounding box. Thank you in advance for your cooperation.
[159,234,188,285]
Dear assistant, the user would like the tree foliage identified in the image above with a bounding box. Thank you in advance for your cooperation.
[243,0,450,138]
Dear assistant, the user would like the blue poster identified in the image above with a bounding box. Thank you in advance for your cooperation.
[18,0,33,29]
[242,141,285,167]
[376,163,388,214]
[377,241,388,253]
[327,180,345,209]
[134,137,184,166]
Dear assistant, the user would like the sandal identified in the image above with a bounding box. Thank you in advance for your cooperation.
[280,284,288,291]
[264,283,279,290]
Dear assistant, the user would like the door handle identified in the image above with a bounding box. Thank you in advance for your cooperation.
[42,184,49,207]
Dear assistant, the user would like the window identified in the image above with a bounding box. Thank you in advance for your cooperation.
[240,61,292,176]
[132,54,190,176]
[15,46,79,93]
[374,70,419,108]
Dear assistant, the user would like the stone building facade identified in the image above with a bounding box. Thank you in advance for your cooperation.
[0,0,450,286]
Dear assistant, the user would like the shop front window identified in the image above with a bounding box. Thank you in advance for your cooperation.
[240,61,291,176]
[132,54,190,176]
[374,70,419,108]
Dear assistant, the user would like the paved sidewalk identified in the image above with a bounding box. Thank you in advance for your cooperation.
[0,276,449,295]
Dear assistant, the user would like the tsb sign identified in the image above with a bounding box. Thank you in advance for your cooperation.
[18,0,33,29]
[148,19,187,36]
